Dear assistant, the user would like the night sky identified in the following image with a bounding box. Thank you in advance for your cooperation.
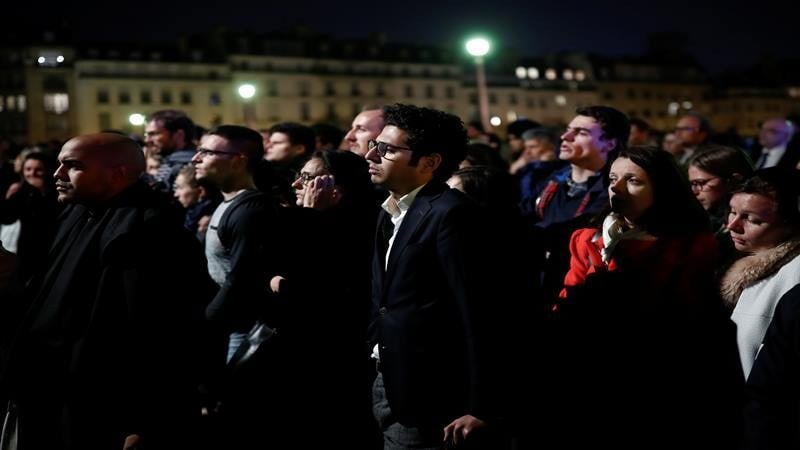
[12,0,798,74]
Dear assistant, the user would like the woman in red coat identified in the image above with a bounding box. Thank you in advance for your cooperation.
[561,146,718,302]
[543,146,743,449]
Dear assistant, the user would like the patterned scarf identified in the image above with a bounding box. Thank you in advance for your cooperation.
[600,213,654,264]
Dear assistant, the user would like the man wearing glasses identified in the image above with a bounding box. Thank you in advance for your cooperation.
[674,112,711,167]
[192,126,281,362]
[366,104,501,449]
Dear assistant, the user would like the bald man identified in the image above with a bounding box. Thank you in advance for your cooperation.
[343,107,385,156]
[756,117,797,169]
[1,133,215,450]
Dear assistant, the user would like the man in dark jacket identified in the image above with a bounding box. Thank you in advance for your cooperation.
[1,133,213,450]
[366,104,501,449]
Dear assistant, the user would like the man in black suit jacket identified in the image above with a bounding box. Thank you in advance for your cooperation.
[366,104,499,449]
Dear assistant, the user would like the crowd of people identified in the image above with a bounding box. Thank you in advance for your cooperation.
[0,103,799,449]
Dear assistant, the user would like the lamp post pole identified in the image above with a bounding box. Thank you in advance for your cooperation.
[237,83,256,128]
[466,37,491,133]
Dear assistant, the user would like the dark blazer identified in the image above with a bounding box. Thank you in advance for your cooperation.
[368,182,496,428]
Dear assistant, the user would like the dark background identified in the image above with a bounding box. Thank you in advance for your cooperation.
[7,0,797,73]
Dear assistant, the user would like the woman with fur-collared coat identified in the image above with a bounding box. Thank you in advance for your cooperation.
[721,167,800,380]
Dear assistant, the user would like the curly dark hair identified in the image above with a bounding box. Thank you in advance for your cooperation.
[382,104,467,181]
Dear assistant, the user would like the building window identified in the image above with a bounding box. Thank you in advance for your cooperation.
[376,83,386,97]
[326,103,337,121]
[268,80,279,97]
[161,90,172,104]
[509,94,518,105]
[209,92,221,106]
[469,93,477,105]
[140,90,152,104]
[300,102,310,121]
[325,81,336,96]
[298,81,310,97]
[180,91,192,105]
[351,82,361,97]
[445,86,455,99]
[545,68,557,80]
[404,84,414,98]
[17,95,26,112]
[425,85,435,99]
[119,91,131,105]
[554,95,567,106]
[489,93,497,104]
[99,112,111,130]
[97,90,110,104]
[43,93,69,114]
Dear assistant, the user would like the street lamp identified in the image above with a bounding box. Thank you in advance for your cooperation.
[466,37,491,132]
[238,83,256,127]
[128,113,146,126]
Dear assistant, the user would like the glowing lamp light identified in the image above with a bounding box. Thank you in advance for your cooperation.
[238,84,256,99]
[465,38,490,58]
[128,113,146,126]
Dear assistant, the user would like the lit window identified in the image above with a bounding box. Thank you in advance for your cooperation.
[7,96,15,110]
[545,68,557,80]
[668,102,680,116]
[682,101,693,110]
[527,67,539,79]
[555,95,567,106]
[17,95,26,112]
[515,66,526,79]
[43,93,69,114]
[575,70,586,81]
[563,69,574,80]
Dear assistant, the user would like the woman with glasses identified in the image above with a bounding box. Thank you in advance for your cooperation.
[268,149,381,448]
[687,145,754,268]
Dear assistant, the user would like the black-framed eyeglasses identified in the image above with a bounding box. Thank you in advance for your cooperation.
[367,139,411,160]
[195,148,241,158]
[295,172,318,185]
[689,177,719,192]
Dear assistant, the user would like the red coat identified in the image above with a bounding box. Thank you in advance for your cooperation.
[561,228,719,301]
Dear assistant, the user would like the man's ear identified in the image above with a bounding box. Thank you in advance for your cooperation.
[603,138,618,154]
[172,129,187,148]
[421,153,442,174]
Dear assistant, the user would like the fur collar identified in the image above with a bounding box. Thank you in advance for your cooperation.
[721,237,800,306]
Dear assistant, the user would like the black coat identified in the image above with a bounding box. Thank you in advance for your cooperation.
[1,181,215,450]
